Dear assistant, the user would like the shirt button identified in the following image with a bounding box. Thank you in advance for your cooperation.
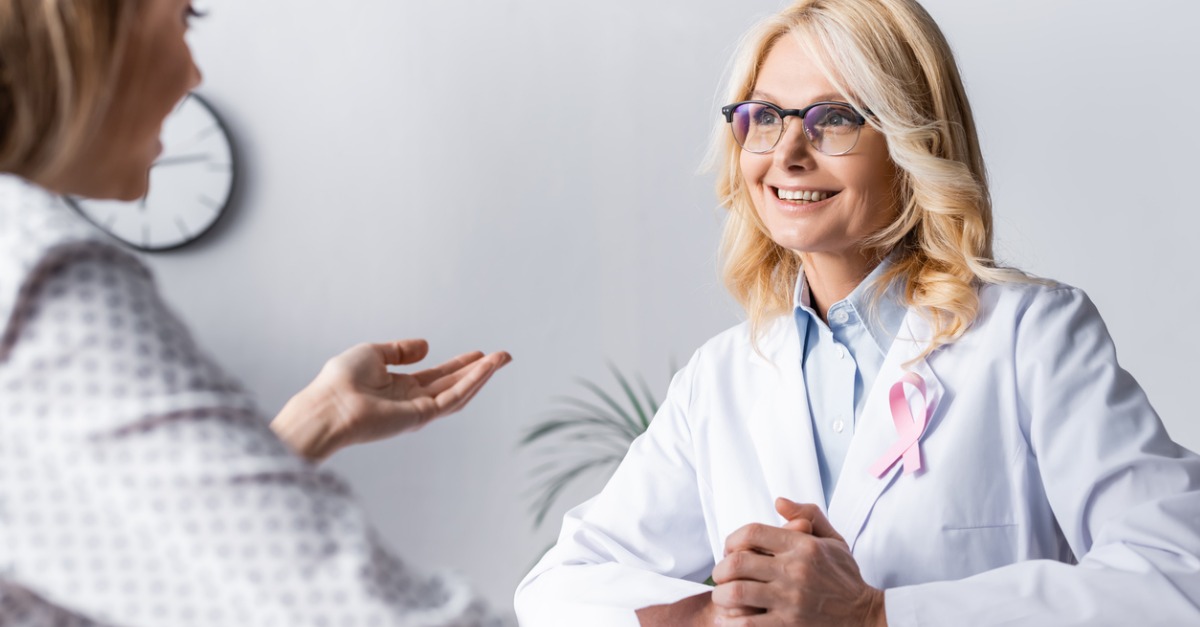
[832,420,846,434]
[836,345,847,359]
[831,310,850,325]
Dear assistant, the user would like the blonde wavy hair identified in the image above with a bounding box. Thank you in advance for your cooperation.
[716,0,1033,357]
[0,0,136,184]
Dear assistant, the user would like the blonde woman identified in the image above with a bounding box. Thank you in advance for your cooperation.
[515,0,1200,625]
[0,1,511,624]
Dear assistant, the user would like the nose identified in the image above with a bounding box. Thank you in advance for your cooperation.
[771,116,815,171]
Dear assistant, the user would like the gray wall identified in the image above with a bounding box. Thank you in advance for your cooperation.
[153,0,1200,614]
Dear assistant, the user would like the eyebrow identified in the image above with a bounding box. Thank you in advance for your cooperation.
[748,90,846,105]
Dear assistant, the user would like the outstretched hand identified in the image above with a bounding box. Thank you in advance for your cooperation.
[271,339,511,462]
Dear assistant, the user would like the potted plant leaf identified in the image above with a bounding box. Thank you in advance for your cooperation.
[520,363,666,530]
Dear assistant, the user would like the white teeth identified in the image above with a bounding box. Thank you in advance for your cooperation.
[776,188,832,202]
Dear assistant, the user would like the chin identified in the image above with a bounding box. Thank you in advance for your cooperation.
[112,185,149,202]
[758,219,819,253]
[764,227,840,255]
[104,170,151,202]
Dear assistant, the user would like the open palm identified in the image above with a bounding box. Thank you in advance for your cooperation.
[273,339,511,461]
[322,339,510,446]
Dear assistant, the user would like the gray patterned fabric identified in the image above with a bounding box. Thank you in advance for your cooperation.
[0,175,504,626]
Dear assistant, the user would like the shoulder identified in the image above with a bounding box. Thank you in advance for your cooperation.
[1,238,154,361]
[974,276,1100,333]
[689,316,792,365]
[672,316,791,392]
[693,318,758,359]
[0,175,127,338]
[948,277,1114,372]
[0,207,249,413]
[0,175,110,260]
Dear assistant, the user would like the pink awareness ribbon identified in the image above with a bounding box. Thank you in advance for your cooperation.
[868,372,931,478]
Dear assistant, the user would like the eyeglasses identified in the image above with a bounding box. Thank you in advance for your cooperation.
[721,100,869,156]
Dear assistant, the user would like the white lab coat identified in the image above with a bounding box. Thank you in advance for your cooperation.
[514,280,1200,626]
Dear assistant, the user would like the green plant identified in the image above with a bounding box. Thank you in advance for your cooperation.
[520,364,664,529]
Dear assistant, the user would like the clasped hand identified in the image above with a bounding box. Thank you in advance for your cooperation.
[709,497,887,627]
[271,339,511,462]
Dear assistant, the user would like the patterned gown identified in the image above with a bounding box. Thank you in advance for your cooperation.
[0,175,504,627]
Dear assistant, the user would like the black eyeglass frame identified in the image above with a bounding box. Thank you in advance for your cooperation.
[720,100,873,155]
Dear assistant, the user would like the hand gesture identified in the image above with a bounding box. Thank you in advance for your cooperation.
[272,339,511,461]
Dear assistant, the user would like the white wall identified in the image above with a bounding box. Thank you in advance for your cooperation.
[150,0,1200,615]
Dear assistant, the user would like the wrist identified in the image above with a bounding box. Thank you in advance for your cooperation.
[270,386,346,463]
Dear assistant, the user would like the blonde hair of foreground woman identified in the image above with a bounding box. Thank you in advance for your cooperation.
[0,0,135,185]
[715,0,1036,357]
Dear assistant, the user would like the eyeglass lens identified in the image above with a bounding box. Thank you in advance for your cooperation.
[729,102,861,155]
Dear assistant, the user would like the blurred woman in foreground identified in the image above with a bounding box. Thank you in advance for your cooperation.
[0,1,510,624]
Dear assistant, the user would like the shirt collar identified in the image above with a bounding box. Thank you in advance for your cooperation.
[792,252,907,356]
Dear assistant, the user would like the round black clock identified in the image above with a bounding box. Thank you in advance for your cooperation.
[67,92,237,252]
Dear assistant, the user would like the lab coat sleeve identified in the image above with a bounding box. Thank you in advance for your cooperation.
[885,286,1200,626]
[513,352,715,626]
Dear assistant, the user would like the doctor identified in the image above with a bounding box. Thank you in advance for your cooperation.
[514,0,1200,625]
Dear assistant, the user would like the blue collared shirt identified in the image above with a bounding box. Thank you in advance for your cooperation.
[794,259,907,507]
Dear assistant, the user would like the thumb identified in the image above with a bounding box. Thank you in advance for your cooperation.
[776,497,845,543]
[375,339,430,366]
[782,517,814,534]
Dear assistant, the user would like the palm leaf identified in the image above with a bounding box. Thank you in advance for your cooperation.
[609,362,650,431]
[520,363,668,531]
[550,395,643,442]
[529,455,623,528]
[520,414,639,447]
[637,374,660,418]
[575,377,645,441]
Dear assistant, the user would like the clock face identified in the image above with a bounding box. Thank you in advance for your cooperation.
[68,93,236,251]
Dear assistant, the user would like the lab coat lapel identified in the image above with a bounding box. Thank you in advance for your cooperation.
[827,310,944,550]
[746,317,827,513]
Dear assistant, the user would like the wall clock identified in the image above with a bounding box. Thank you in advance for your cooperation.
[66,92,237,252]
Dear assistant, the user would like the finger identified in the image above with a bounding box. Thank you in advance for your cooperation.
[715,614,778,627]
[711,580,773,612]
[776,497,844,543]
[433,357,499,414]
[712,550,776,585]
[440,357,501,414]
[446,353,509,409]
[374,339,430,366]
[424,351,509,396]
[714,606,762,617]
[724,523,796,557]
[782,517,813,535]
[412,351,485,387]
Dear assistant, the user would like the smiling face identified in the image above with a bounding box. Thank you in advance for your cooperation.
[739,34,899,261]
[55,0,202,200]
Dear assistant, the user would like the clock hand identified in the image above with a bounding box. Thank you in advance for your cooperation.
[152,153,211,168]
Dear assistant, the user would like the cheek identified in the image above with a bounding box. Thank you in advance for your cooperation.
[738,153,771,211]
[865,164,901,223]
[860,139,900,210]
[837,154,900,224]
[739,152,767,185]
[737,156,771,224]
